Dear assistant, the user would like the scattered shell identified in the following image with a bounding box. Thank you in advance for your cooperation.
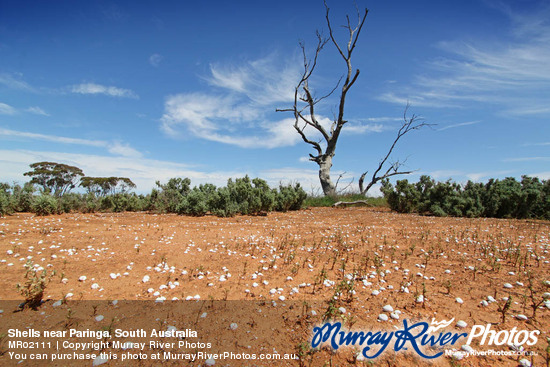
[456,320,467,328]
[519,359,532,367]
[450,351,465,360]
[382,305,394,312]
[229,323,238,330]
[461,345,474,353]
[378,314,389,321]
[92,355,109,366]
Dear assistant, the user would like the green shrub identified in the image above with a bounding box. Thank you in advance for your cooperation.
[0,189,11,216]
[152,178,191,213]
[177,188,208,216]
[381,175,549,219]
[381,179,418,213]
[209,187,239,217]
[11,183,35,212]
[111,194,129,212]
[276,183,307,211]
[100,195,115,211]
[17,260,56,310]
[84,193,98,213]
[483,177,522,218]
[151,176,308,217]
[33,195,58,216]
[58,193,84,213]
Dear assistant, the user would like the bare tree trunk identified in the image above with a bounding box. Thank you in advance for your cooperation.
[319,156,336,196]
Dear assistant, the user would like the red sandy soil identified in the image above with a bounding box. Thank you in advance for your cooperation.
[0,207,548,366]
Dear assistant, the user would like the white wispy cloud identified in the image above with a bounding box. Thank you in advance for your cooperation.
[149,53,163,67]
[0,103,50,116]
[161,53,393,149]
[71,83,139,99]
[379,4,550,116]
[420,169,516,182]
[429,170,465,180]
[522,141,550,147]
[0,102,17,115]
[0,73,36,92]
[161,54,305,149]
[259,167,322,190]
[529,171,550,180]
[503,156,550,162]
[26,106,50,116]
[0,128,142,158]
[465,170,514,182]
[438,120,480,131]
[106,141,142,158]
[344,123,385,134]
[206,55,299,104]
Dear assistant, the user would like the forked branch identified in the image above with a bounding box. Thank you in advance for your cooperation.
[359,104,433,195]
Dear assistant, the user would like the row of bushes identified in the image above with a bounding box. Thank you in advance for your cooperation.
[0,176,307,217]
[381,175,550,219]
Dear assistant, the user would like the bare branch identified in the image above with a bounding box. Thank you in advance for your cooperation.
[334,171,347,191]
[359,104,433,195]
[333,200,372,208]
[337,177,354,194]
[324,0,368,148]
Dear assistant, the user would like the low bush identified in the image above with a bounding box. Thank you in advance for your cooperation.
[0,189,11,216]
[17,260,56,310]
[2,175,308,217]
[32,195,59,216]
[381,175,550,219]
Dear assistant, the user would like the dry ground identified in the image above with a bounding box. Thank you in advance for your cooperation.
[0,207,548,366]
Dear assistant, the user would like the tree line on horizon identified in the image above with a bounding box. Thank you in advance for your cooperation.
[0,161,306,217]
[1,162,548,220]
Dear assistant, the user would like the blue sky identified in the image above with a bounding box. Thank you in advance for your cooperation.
[1,0,549,195]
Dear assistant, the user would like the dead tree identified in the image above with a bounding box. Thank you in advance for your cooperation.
[277,1,367,196]
[278,1,429,196]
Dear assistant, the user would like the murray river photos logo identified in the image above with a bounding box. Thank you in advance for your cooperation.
[311,318,540,359]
